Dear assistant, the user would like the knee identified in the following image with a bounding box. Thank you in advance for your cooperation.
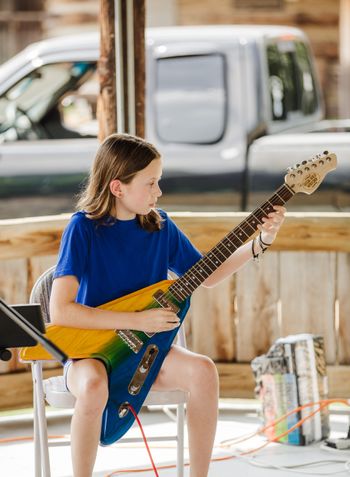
[76,377,108,415]
[189,355,219,390]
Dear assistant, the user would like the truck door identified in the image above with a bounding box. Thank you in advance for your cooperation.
[0,61,99,218]
[146,40,247,211]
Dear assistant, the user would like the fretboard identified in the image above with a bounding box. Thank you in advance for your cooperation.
[168,183,294,302]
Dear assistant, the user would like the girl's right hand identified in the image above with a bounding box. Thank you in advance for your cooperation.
[134,308,180,333]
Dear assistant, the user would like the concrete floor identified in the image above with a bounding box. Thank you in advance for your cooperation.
[1,400,350,477]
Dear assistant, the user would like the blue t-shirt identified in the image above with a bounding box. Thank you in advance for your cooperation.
[54,210,202,307]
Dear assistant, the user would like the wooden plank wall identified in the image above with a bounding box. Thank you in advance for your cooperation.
[0,1,44,64]
[0,213,350,407]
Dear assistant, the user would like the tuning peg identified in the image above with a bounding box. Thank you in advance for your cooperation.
[304,166,310,171]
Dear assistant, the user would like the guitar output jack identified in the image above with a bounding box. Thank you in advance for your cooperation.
[118,402,130,418]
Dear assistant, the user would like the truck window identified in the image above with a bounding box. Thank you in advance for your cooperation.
[0,61,96,142]
[267,40,318,121]
[59,69,98,137]
[155,54,227,144]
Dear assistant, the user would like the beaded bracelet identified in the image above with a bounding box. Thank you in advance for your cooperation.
[258,232,273,252]
[251,238,260,261]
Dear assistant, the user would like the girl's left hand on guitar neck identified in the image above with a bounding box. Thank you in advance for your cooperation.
[258,205,286,245]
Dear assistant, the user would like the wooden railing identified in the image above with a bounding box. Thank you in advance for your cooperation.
[1,212,350,409]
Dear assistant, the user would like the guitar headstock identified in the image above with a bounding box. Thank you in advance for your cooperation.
[284,151,337,194]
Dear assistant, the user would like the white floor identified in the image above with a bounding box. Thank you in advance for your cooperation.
[1,401,350,477]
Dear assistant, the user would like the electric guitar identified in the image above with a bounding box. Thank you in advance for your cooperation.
[21,151,337,445]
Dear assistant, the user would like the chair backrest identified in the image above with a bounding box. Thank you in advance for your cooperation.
[29,266,56,323]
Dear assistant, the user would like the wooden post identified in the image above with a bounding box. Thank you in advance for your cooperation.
[98,0,117,140]
[134,0,146,138]
[339,0,350,118]
[98,0,145,141]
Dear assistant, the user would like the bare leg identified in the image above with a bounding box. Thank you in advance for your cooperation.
[66,359,108,477]
[152,345,219,477]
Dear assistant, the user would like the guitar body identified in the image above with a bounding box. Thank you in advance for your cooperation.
[101,294,190,444]
[21,279,190,444]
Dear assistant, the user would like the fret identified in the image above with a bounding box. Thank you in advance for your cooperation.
[275,191,285,205]
[206,251,222,268]
[221,236,237,253]
[197,257,216,275]
[229,232,245,248]
[169,282,187,301]
[178,274,197,294]
[183,270,203,288]
[192,262,211,279]
[172,283,189,300]
[220,239,233,255]
[213,244,229,262]
[245,214,261,232]
[235,225,250,241]
[173,289,186,302]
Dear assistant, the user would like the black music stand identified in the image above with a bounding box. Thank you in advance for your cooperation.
[0,298,67,364]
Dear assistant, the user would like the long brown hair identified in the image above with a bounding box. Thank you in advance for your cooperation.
[76,133,163,231]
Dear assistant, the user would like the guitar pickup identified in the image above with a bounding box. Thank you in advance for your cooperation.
[153,290,179,314]
[128,344,158,395]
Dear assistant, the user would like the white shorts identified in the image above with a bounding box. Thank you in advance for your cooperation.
[63,359,73,392]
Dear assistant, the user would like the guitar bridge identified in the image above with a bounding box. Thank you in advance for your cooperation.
[117,330,143,353]
[128,344,159,395]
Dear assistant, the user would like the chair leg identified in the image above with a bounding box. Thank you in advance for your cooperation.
[32,362,51,477]
[32,364,41,477]
[176,403,185,477]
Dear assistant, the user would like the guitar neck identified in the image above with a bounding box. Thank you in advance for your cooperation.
[168,183,294,302]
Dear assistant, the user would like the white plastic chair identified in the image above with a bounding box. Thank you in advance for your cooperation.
[30,267,188,477]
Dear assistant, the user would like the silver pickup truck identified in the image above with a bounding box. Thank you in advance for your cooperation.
[0,25,348,218]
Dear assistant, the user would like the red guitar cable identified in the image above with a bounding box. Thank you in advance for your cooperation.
[127,404,159,477]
